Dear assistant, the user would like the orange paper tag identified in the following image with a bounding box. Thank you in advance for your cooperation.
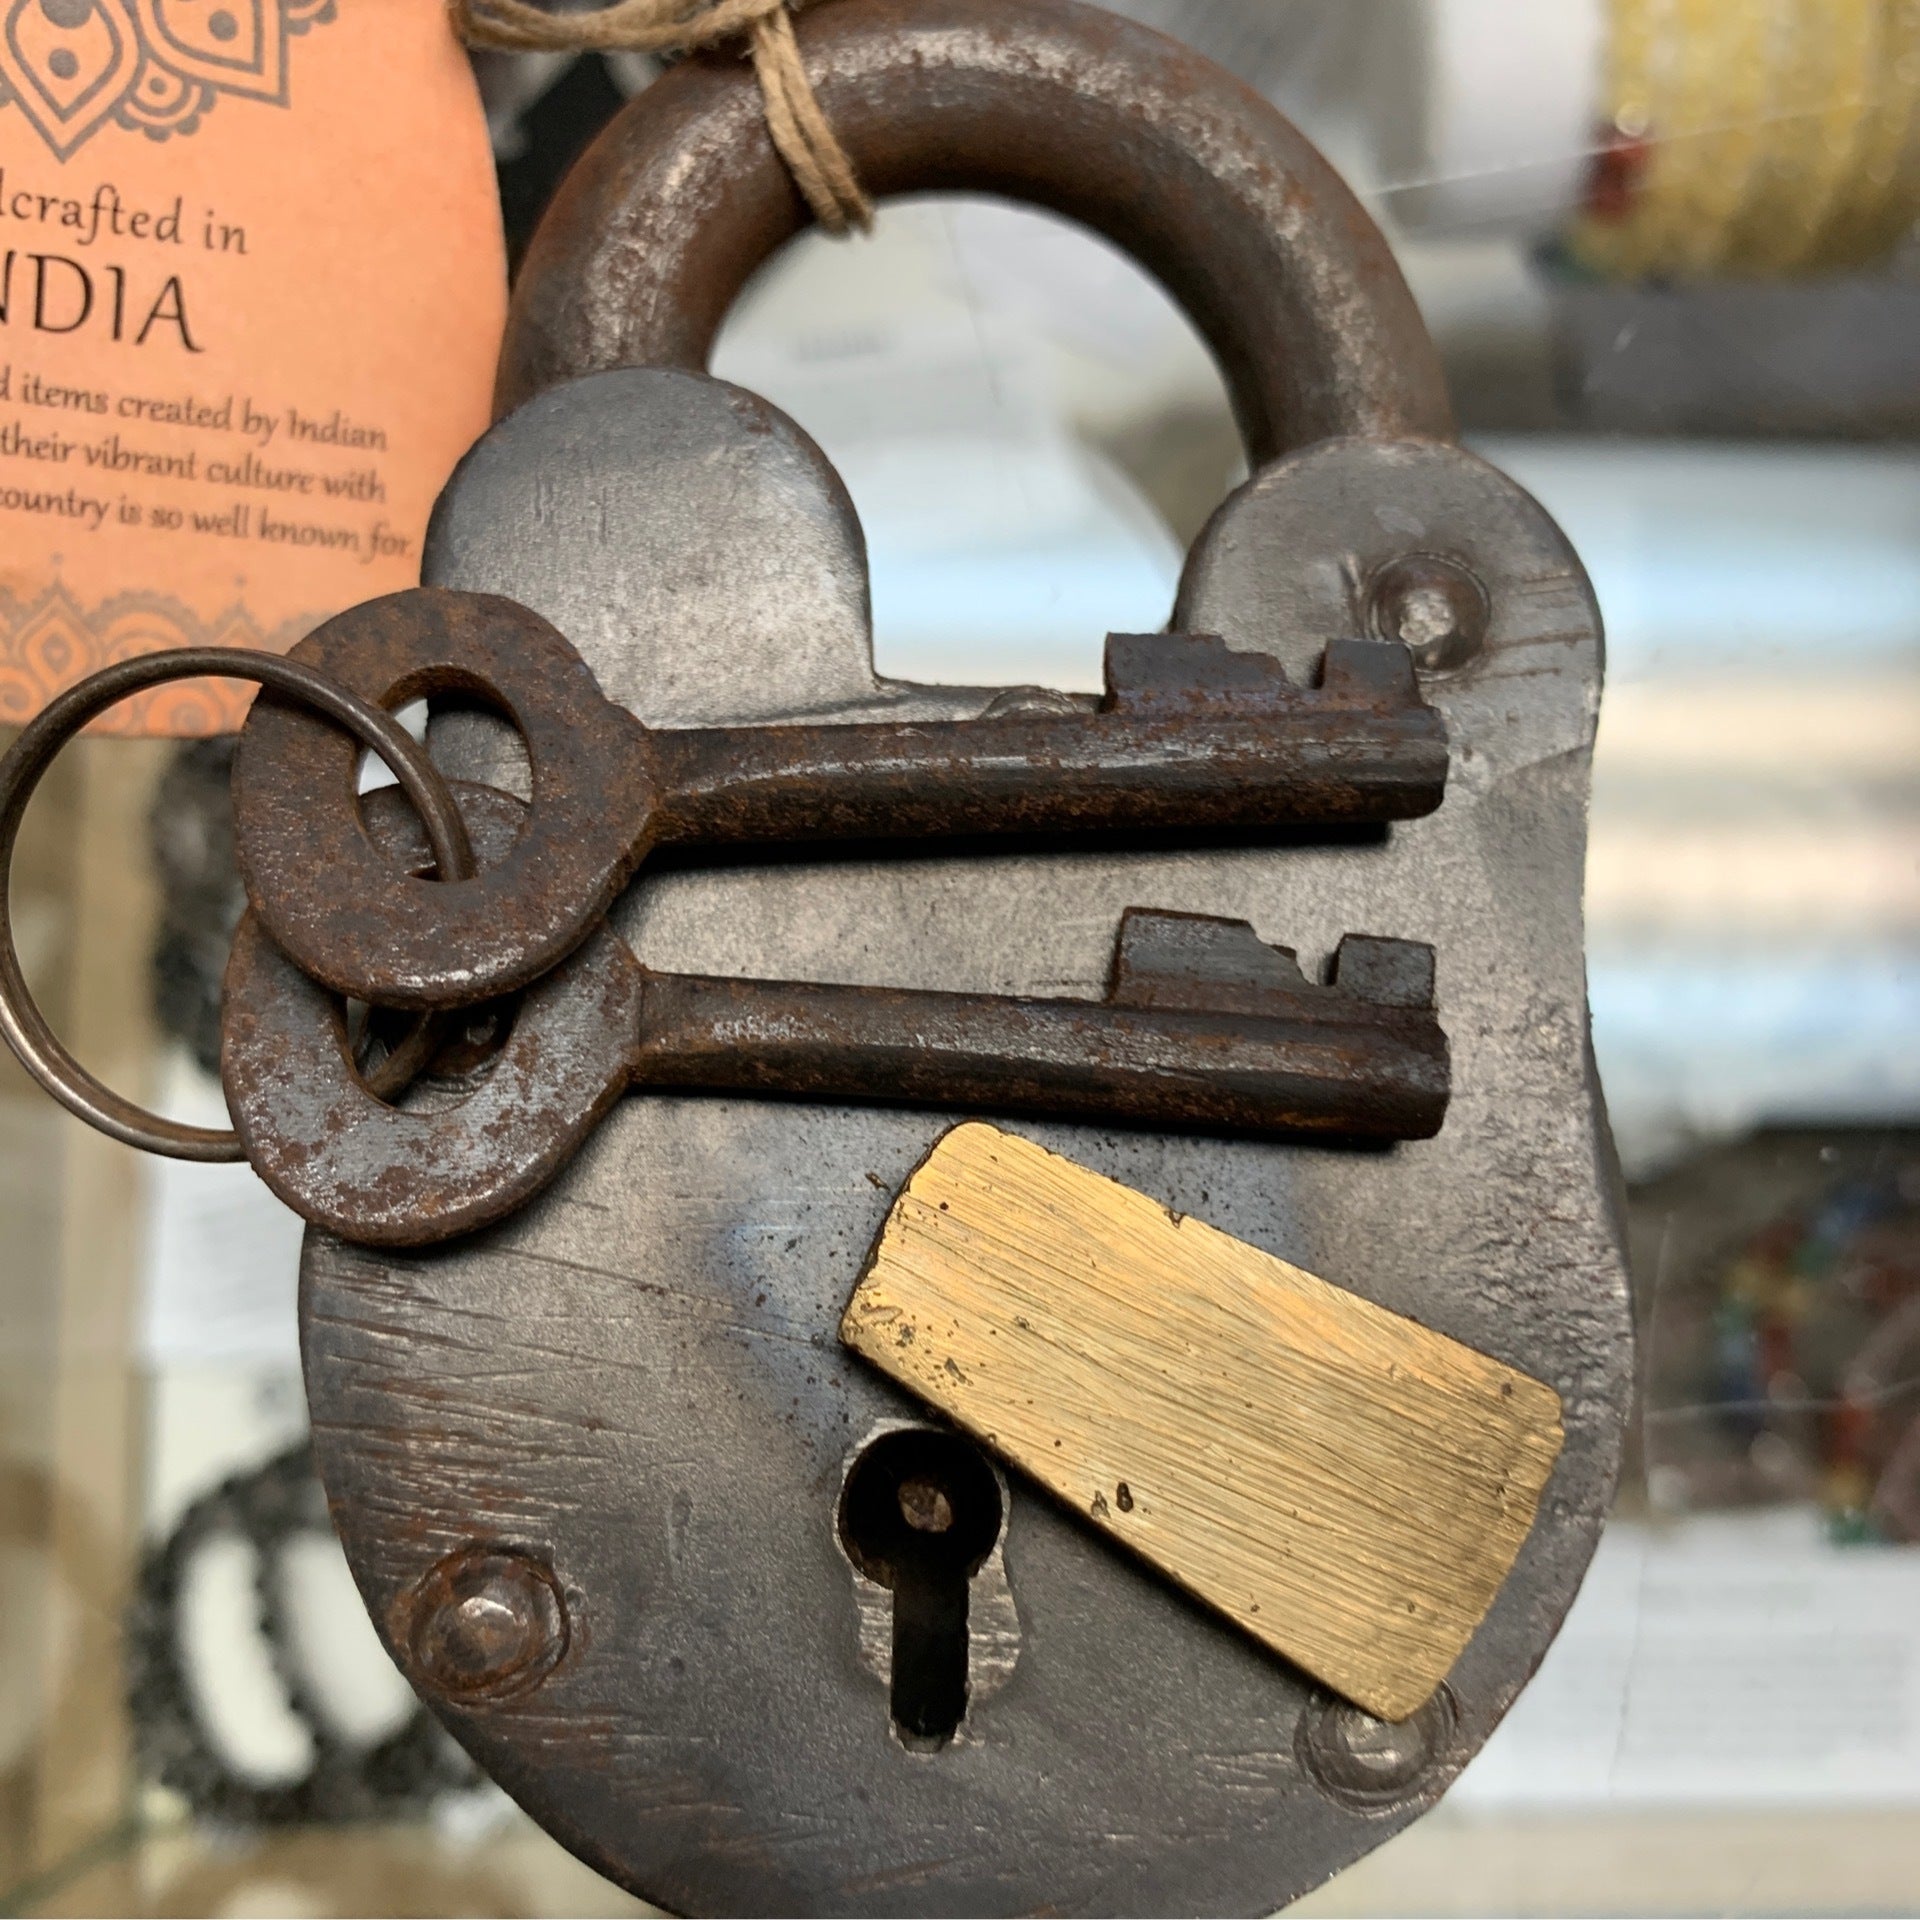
[0,0,506,734]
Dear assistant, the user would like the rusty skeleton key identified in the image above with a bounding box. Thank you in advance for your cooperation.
[229,588,1449,1011]
[219,785,1448,1246]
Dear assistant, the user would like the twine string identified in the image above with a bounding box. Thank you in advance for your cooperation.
[452,0,874,232]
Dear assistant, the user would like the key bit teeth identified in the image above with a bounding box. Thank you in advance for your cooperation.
[1107,908,1311,1013]
[1109,912,1439,1018]
[1319,636,1422,703]
[1328,934,1437,1009]
[1101,633,1298,714]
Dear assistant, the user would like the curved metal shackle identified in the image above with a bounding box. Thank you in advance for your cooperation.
[496,0,1455,464]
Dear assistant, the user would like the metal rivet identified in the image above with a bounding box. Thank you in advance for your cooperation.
[406,1548,568,1701]
[1366,554,1490,674]
[1297,1686,1455,1809]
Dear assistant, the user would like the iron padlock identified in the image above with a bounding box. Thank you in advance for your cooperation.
[305,2,1631,1911]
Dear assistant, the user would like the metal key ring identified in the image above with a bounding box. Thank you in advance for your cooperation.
[0,649,475,1162]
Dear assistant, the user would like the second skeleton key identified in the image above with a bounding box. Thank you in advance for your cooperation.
[231,588,1449,1010]
[221,788,1449,1246]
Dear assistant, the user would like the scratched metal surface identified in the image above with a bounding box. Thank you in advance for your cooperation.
[295,4,1629,1909]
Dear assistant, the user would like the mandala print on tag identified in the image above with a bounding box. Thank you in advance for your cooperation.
[0,582,323,734]
[0,0,335,159]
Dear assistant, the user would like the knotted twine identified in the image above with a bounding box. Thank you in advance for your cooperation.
[452,0,875,233]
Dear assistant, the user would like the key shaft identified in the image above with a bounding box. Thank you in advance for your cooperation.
[628,967,1443,1143]
[645,632,1442,846]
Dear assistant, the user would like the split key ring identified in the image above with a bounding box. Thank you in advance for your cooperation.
[0,648,474,1161]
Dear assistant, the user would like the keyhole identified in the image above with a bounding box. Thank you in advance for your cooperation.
[838,1429,1004,1749]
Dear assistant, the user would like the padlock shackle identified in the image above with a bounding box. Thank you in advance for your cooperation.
[495,0,1454,464]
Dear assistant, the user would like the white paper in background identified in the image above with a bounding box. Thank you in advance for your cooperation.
[146,1365,309,1530]
[145,1364,429,1792]
[1454,1511,1920,1810]
[139,1050,305,1370]
[1370,0,1607,236]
